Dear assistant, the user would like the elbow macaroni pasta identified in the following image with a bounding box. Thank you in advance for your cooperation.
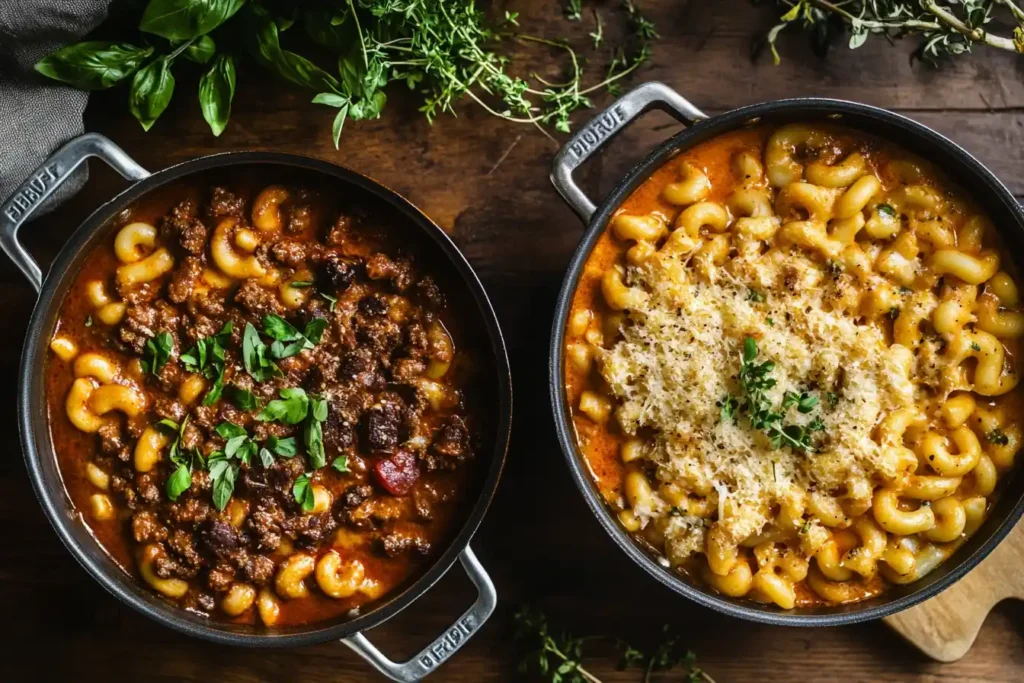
[564,121,1024,608]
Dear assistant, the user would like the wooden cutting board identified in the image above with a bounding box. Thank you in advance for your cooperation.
[883,520,1024,662]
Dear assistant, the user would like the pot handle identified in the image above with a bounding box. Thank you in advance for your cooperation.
[550,81,707,222]
[0,133,150,293]
[341,546,496,682]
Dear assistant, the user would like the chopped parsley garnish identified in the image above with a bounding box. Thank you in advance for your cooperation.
[986,429,1010,446]
[747,289,766,303]
[142,331,174,376]
[242,322,279,382]
[767,317,775,327]
[292,472,315,512]
[332,455,350,473]
[877,203,897,218]
[887,307,900,321]
[215,421,258,466]
[180,321,233,405]
[826,391,840,409]
[825,260,842,278]
[971,342,982,352]
[265,434,298,457]
[719,337,826,454]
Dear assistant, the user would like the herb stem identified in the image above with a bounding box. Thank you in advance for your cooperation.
[804,0,941,31]
[166,36,197,62]
[347,0,369,68]
[995,0,1024,23]
[921,0,1020,52]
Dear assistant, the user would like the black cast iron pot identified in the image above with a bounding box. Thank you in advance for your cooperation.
[548,82,1024,626]
[1,134,512,680]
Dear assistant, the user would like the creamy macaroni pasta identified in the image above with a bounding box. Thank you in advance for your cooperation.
[564,122,1023,608]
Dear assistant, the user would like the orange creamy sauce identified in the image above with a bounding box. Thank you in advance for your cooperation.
[564,123,1022,608]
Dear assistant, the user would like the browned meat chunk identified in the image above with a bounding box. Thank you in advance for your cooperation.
[432,416,469,458]
[208,187,245,218]
[235,279,284,317]
[118,304,158,354]
[321,252,358,291]
[412,276,444,310]
[168,255,203,303]
[288,204,313,233]
[132,510,168,544]
[364,395,404,451]
[377,528,431,557]
[271,239,322,267]
[366,253,414,291]
[326,214,351,246]
[153,394,187,423]
[392,358,426,382]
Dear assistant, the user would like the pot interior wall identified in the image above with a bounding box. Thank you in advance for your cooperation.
[22,155,511,646]
[552,99,1024,625]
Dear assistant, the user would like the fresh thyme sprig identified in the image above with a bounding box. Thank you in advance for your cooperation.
[720,337,825,453]
[513,607,713,683]
[35,0,658,145]
[757,0,1024,64]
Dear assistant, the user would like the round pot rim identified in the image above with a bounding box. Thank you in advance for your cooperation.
[21,150,512,646]
[549,96,1024,626]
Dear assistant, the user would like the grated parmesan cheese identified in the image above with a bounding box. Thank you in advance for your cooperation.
[600,244,918,565]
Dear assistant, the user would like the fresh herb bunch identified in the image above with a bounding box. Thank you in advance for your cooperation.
[719,337,826,454]
[513,606,714,683]
[34,0,657,146]
[757,0,1024,64]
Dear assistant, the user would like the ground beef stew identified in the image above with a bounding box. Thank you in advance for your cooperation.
[46,173,485,626]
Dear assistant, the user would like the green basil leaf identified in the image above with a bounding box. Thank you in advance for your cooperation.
[266,436,299,456]
[224,434,248,457]
[304,7,350,51]
[257,387,309,424]
[246,3,341,93]
[215,421,247,439]
[338,50,365,99]
[203,365,226,405]
[237,440,257,466]
[292,472,315,511]
[182,34,217,64]
[225,384,259,411]
[329,103,348,149]
[143,331,175,375]
[140,0,246,41]
[259,447,275,468]
[312,92,347,108]
[166,462,192,500]
[348,90,386,121]
[211,460,238,511]
[242,322,278,381]
[304,318,328,345]
[180,345,200,372]
[263,313,302,341]
[304,418,325,469]
[311,395,328,422]
[267,435,298,457]
[332,455,350,473]
[288,281,314,288]
[129,56,176,131]
[199,53,235,136]
[34,42,153,90]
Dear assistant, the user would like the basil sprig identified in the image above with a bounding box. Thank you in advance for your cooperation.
[142,331,174,376]
[155,416,204,501]
[180,321,232,405]
[34,42,154,90]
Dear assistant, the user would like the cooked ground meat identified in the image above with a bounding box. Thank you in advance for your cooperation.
[235,279,284,317]
[207,186,245,218]
[50,181,479,627]
[168,255,203,303]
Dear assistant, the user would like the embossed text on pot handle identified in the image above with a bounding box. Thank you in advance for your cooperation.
[0,133,150,293]
[341,546,496,682]
[550,81,706,222]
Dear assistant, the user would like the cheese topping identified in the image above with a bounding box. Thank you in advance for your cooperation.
[600,246,918,564]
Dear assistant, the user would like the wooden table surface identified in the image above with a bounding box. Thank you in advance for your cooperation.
[4,2,1023,681]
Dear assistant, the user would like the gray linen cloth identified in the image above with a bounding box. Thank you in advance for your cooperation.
[0,1,112,213]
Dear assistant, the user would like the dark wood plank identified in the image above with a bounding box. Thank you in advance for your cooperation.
[3,1,1024,681]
